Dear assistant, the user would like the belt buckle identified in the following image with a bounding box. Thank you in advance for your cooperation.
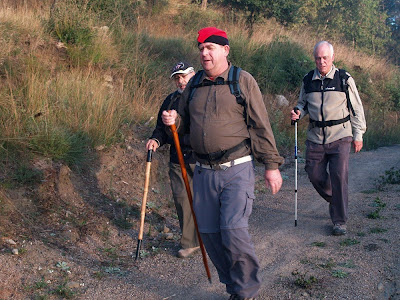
[219,164,229,171]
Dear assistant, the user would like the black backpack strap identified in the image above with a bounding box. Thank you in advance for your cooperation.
[302,70,314,93]
[228,66,242,101]
[228,66,248,125]
[309,115,350,129]
[339,69,356,117]
[188,70,204,103]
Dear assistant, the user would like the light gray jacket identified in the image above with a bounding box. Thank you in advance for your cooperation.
[296,66,366,144]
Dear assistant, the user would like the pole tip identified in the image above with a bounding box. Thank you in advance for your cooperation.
[208,278,212,284]
[295,220,298,227]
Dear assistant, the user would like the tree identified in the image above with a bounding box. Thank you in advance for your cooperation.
[218,0,299,36]
[297,0,390,55]
[201,0,207,10]
[191,0,209,10]
[383,0,400,63]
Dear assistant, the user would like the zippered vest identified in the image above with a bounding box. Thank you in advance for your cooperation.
[303,69,356,129]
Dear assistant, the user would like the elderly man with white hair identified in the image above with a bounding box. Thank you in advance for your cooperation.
[291,41,367,236]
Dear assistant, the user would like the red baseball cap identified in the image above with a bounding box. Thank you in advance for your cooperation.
[197,27,229,46]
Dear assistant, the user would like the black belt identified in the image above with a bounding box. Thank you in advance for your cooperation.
[309,115,350,129]
[195,139,250,164]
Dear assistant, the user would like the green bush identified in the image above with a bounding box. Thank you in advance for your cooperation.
[28,128,91,167]
[248,37,314,94]
[48,0,94,46]
[386,77,400,111]
[47,0,114,66]
[138,34,198,72]
[13,165,43,185]
[172,5,222,31]
[363,112,400,150]
[87,0,144,26]
[229,35,258,69]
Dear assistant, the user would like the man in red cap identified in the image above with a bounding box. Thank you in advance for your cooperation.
[162,27,284,300]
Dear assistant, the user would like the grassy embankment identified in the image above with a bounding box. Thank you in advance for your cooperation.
[1,0,400,181]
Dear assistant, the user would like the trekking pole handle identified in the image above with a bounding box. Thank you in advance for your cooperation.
[291,107,300,126]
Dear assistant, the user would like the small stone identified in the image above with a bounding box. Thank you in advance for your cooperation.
[4,239,17,246]
[55,41,67,49]
[163,226,170,233]
[275,94,289,107]
[378,282,384,291]
[103,75,113,82]
[66,281,80,289]
[11,248,19,255]
[302,292,309,297]
[164,233,174,240]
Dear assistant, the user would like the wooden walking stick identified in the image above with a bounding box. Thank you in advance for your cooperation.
[170,124,212,283]
[135,149,153,260]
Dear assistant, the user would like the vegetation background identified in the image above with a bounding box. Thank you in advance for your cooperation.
[1,0,400,175]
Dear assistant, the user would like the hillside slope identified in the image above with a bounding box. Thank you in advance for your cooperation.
[0,128,399,299]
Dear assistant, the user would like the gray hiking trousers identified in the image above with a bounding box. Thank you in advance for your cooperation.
[169,162,199,249]
[305,136,352,225]
[193,161,260,298]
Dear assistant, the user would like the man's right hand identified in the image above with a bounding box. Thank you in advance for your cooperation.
[290,109,301,121]
[161,110,177,126]
[146,139,159,151]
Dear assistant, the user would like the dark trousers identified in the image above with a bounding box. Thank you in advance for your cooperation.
[169,163,199,249]
[193,161,260,298]
[305,137,352,225]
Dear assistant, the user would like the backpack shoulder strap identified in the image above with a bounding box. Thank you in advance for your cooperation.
[302,70,314,92]
[228,66,241,97]
[188,70,204,103]
[228,66,249,125]
[339,69,356,116]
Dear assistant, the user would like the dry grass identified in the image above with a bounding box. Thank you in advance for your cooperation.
[0,0,399,159]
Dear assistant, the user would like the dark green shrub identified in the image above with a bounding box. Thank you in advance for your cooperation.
[48,0,94,46]
[172,5,221,31]
[13,165,43,185]
[28,128,91,167]
[386,77,400,111]
[138,34,198,71]
[249,37,314,94]
[87,0,144,26]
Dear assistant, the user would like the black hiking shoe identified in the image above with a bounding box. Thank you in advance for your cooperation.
[332,224,347,236]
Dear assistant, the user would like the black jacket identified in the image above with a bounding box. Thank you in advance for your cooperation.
[150,91,195,164]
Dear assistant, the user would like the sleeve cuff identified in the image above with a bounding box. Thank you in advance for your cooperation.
[152,138,161,147]
[353,132,363,142]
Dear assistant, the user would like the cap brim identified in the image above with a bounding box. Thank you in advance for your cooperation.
[170,67,194,78]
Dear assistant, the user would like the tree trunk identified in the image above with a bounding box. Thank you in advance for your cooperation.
[201,0,207,10]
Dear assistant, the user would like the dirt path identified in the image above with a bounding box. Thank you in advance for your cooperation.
[79,145,400,300]
[1,145,399,300]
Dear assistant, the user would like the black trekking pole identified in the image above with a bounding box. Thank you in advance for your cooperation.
[291,108,299,227]
[135,149,153,260]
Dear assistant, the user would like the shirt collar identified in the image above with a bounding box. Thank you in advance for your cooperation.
[313,65,336,80]
[203,62,231,82]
